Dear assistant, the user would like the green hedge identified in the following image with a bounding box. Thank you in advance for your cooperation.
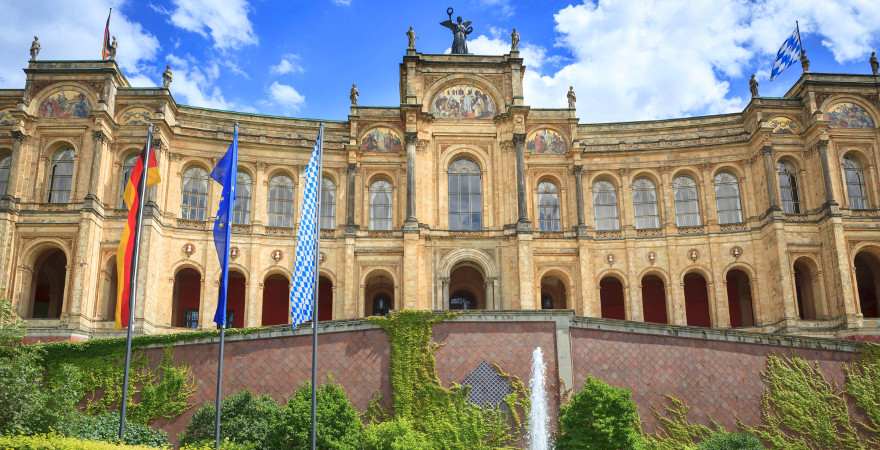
[0,434,163,449]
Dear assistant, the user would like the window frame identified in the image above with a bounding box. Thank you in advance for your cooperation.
[536,180,561,231]
[48,148,75,204]
[369,179,394,230]
[672,175,702,227]
[777,160,801,214]
[232,170,252,225]
[320,176,336,230]
[181,166,210,221]
[713,171,743,224]
[632,177,661,230]
[447,158,482,231]
[842,155,869,210]
[0,152,11,196]
[592,180,620,231]
[268,174,295,228]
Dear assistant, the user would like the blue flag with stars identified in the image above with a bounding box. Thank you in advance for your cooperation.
[289,124,324,329]
[770,25,803,81]
[211,125,239,327]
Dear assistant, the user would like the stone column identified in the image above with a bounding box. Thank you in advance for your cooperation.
[761,145,780,211]
[345,163,357,232]
[405,132,418,227]
[514,133,530,228]
[573,165,586,231]
[86,130,107,202]
[4,131,27,200]
[816,139,838,207]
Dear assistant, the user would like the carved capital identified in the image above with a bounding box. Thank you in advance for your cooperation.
[92,130,107,143]
[10,130,27,143]
[404,131,418,146]
[347,162,358,175]
[761,145,773,157]
[512,133,526,146]
[572,165,584,176]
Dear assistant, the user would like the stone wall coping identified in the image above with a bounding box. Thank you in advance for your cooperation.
[119,310,864,353]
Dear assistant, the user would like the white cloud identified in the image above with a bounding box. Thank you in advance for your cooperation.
[270,54,303,75]
[268,81,305,114]
[517,0,880,122]
[167,0,257,50]
[478,0,514,18]
[332,0,352,6]
[165,53,232,110]
[0,0,160,88]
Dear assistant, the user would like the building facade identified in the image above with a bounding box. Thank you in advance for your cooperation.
[2,44,880,339]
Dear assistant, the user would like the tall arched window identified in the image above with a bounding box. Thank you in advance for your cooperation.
[181,166,209,220]
[48,148,75,203]
[232,170,251,224]
[777,161,800,214]
[673,175,701,227]
[633,178,660,229]
[537,181,561,231]
[0,153,10,196]
[448,158,482,231]
[843,155,868,210]
[369,179,393,230]
[118,153,138,208]
[320,177,336,229]
[268,175,295,227]
[592,180,620,231]
[713,172,743,224]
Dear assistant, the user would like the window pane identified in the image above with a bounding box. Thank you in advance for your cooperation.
[537,181,560,231]
[370,180,393,230]
[448,160,482,231]
[673,176,701,227]
[320,177,336,229]
[232,171,252,224]
[181,167,209,220]
[268,175,295,227]
[713,172,742,224]
[843,156,868,210]
[632,178,660,229]
[48,149,74,203]
[777,162,800,214]
[0,155,10,196]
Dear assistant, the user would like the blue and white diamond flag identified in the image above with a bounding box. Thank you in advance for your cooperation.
[770,25,803,81]
[289,124,324,328]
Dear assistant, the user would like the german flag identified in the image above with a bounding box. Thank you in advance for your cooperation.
[115,146,160,328]
[101,9,112,60]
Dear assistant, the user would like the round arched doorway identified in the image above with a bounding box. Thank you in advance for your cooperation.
[448,263,485,310]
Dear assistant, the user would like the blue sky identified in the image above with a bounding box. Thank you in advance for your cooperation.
[1,1,879,122]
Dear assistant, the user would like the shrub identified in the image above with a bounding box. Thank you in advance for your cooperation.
[363,418,432,450]
[63,412,169,447]
[0,433,163,449]
[180,390,283,447]
[556,376,643,450]
[697,432,764,450]
[0,345,83,435]
[180,439,257,450]
[267,382,363,450]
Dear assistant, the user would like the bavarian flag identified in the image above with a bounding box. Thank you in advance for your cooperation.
[115,145,160,328]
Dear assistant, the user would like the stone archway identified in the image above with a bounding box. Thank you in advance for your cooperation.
[726,269,755,327]
[539,273,567,309]
[225,270,246,328]
[172,267,201,328]
[854,250,880,318]
[449,263,486,310]
[261,273,289,326]
[27,248,67,319]
[437,248,499,311]
[641,274,668,324]
[599,276,626,320]
[683,272,711,327]
[318,275,333,321]
[364,270,395,316]
[793,258,821,320]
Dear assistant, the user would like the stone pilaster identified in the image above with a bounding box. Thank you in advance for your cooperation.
[816,139,839,208]
[761,145,780,211]
[573,165,587,235]
[4,130,27,201]
[404,132,418,228]
[86,130,107,203]
[517,233,535,309]
[514,133,530,231]
[345,163,357,234]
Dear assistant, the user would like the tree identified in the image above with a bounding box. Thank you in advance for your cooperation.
[556,376,643,450]
[268,383,363,450]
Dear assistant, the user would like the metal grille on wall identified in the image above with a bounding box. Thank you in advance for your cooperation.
[461,360,512,408]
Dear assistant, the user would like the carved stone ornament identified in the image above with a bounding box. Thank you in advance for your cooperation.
[319,252,327,264]
[271,249,283,262]
[230,246,239,260]
[606,254,615,266]
[730,246,743,258]
[688,249,699,262]
[647,251,656,264]
[183,243,195,257]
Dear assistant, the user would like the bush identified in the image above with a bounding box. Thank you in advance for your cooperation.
[0,433,163,449]
[697,432,764,450]
[63,412,169,447]
[556,376,643,450]
[267,382,363,450]
[0,345,83,435]
[180,439,257,450]
[180,391,282,447]
[363,418,431,450]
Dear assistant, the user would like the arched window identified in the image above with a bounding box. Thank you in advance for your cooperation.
[592,180,620,231]
[181,166,209,220]
[777,161,800,214]
[713,172,743,224]
[448,158,482,231]
[369,179,393,230]
[268,175,295,227]
[320,177,336,229]
[537,181,561,231]
[843,155,868,210]
[0,153,10,196]
[632,178,660,229]
[232,170,251,224]
[48,148,75,203]
[119,153,139,208]
[673,175,701,227]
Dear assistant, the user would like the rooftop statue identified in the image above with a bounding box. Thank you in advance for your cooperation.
[407,26,416,51]
[30,36,40,61]
[441,7,472,55]
[749,74,759,98]
[871,51,878,76]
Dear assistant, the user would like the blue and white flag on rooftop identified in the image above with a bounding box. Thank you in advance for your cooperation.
[770,25,803,81]
[289,124,324,329]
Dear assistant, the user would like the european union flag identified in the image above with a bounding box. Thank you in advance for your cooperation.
[289,124,324,329]
[770,24,804,81]
[211,125,239,327]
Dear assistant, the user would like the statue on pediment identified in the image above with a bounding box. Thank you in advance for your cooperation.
[441,7,472,55]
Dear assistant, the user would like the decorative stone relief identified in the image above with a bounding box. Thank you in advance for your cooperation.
[526,128,567,155]
[230,246,239,260]
[767,117,800,134]
[827,102,875,128]
[688,249,700,262]
[360,127,402,153]
[0,110,15,126]
[647,251,656,264]
[271,249,283,262]
[38,91,90,118]
[183,243,195,257]
[730,246,743,258]
[430,84,496,119]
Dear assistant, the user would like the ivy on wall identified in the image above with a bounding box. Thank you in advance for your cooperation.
[369,311,529,449]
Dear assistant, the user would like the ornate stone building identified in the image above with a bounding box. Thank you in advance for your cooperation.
[2,43,880,340]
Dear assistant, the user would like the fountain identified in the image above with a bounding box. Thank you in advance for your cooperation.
[528,347,549,450]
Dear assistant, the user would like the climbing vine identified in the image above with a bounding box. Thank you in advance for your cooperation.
[369,310,528,449]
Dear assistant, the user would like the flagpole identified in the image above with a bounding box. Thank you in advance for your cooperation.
[795,20,805,56]
[214,122,238,450]
[118,124,154,440]
[310,124,325,450]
